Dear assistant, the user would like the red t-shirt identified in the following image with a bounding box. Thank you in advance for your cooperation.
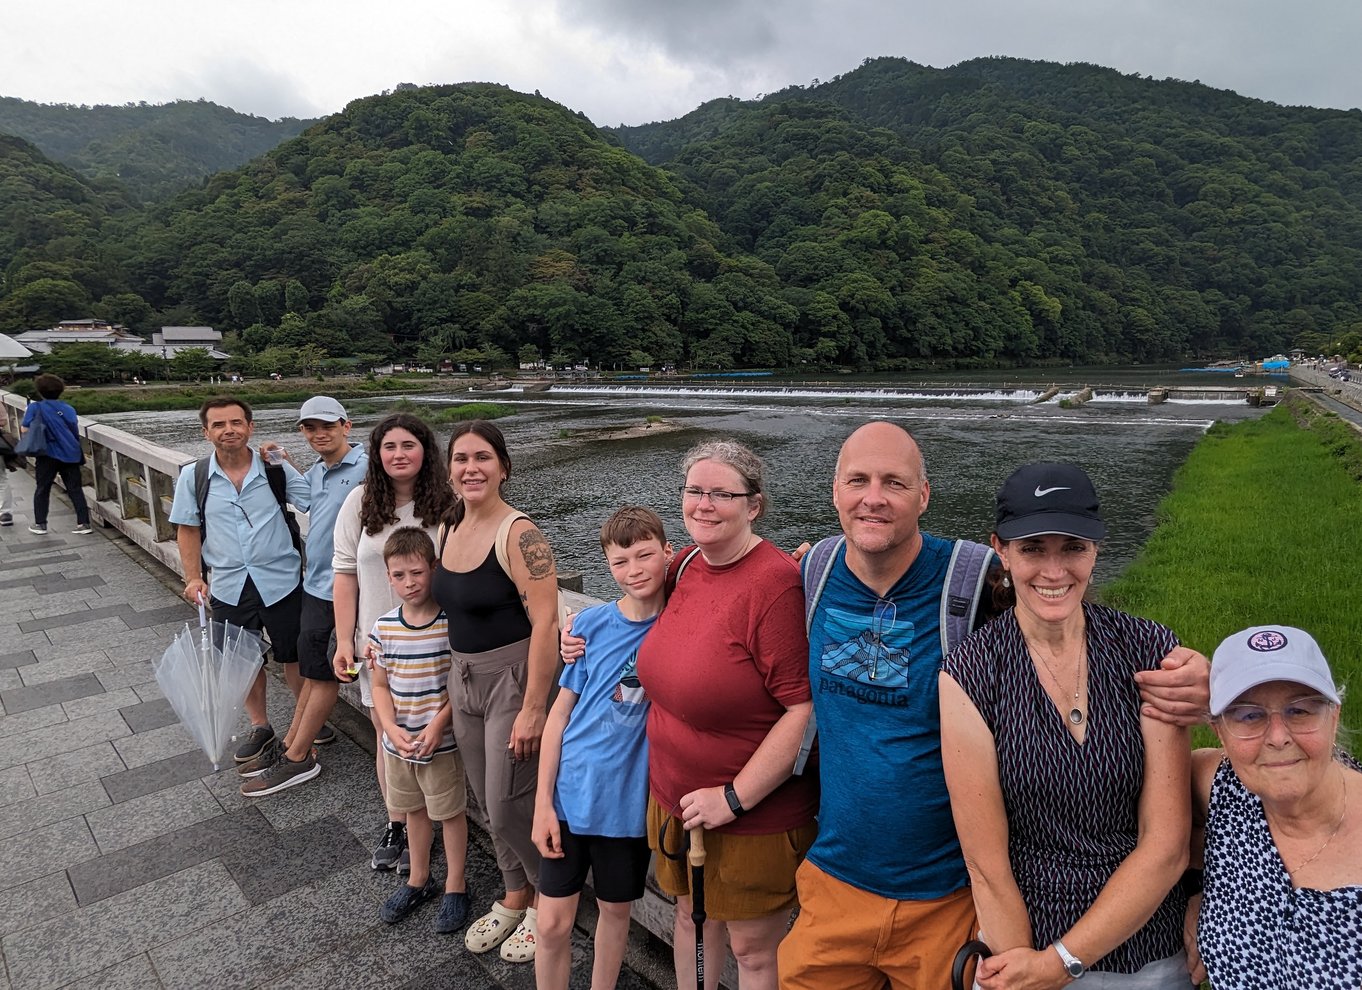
[637,539,816,835]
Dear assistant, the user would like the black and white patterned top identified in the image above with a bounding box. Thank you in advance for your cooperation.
[942,602,1185,973]
[1199,755,1362,989]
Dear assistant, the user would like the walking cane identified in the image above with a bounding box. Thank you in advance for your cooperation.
[950,939,991,990]
[689,827,708,989]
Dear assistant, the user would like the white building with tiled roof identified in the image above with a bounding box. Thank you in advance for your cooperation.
[15,320,228,360]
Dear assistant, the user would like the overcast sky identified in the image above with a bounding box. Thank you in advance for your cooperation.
[4,0,1359,125]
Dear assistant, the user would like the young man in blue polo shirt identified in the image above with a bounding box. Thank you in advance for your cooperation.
[170,397,312,764]
[241,396,369,795]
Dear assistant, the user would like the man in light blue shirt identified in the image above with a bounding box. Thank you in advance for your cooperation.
[240,396,369,797]
[170,397,311,763]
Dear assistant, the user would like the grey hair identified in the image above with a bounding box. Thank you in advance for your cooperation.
[681,439,768,519]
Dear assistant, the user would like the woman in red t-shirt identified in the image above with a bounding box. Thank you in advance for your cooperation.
[640,439,815,990]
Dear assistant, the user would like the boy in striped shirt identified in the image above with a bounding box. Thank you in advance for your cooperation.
[368,527,469,932]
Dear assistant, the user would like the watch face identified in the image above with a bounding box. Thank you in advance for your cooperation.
[1064,960,1085,978]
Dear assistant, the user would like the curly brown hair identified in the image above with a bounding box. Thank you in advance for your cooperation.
[360,413,454,536]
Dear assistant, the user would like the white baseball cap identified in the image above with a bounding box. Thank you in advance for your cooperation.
[296,396,348,424]
[1209,625,1341,715]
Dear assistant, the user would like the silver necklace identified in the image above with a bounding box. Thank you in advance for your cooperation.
[1282,769,1348,878]
[1030,640,1087,725]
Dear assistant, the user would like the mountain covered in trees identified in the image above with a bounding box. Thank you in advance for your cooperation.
[5,58,1362,375]
[0,97,314,202]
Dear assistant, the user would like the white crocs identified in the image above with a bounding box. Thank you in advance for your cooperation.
[464,901,527,954]
[499,906,538,963]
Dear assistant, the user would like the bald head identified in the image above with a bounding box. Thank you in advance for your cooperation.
[835,422,927,486]
[832,421,931,565]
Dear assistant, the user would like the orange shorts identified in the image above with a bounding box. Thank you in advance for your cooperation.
[647,796,816,922]
[778,859,977,990]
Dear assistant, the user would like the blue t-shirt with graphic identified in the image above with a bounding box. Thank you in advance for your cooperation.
[554,601,655,837]
[805,532,968,900]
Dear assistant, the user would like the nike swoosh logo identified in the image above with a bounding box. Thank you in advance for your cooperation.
[1034,486,1071,497]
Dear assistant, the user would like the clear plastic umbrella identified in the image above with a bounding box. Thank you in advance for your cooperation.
[153,597,265,769]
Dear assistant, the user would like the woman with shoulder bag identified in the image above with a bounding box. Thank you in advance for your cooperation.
[20,374,91,536]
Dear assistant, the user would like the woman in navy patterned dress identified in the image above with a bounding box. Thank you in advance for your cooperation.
[1186,625,1360,989]
[940,463,1192,988]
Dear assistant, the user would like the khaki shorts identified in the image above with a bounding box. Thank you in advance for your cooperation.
[647,796,816,921]
[383,749,467,821]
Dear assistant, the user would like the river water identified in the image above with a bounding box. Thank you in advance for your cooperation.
[90,369,1269,599]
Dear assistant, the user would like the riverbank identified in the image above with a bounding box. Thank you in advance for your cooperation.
[1101,393,1361,737]
[18,375,488,416]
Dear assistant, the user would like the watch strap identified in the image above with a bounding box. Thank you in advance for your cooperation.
[723,782,746,818]
[1052,939,1085,978]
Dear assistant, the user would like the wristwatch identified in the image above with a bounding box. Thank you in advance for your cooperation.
[1052,940,1085,980]
[723,782,747,818]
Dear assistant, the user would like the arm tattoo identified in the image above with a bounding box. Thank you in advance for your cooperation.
[519,529,556,580]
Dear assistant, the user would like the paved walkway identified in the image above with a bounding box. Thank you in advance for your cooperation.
[0,469,670,990]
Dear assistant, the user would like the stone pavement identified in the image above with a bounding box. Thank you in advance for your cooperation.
[0,469,672,990]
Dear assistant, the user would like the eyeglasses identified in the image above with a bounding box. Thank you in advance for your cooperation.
[1216,695,1336,740]
[868,599,896,681]
[231,501,253,529]
[680,486,755,504]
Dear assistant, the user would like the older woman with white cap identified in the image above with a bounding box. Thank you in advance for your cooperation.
[940,462,1193,989]
[1185,626,1360,989]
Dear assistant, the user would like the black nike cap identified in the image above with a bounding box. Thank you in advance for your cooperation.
[995,462,1107,542]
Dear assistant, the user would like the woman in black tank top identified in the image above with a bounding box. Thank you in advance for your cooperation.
[432,420,559,963]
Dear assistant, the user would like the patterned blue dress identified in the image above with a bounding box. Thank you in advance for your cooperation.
[942,602,1186,973]
[1199,756,1362,989]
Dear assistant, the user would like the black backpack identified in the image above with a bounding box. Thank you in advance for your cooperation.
[192,455,302,579]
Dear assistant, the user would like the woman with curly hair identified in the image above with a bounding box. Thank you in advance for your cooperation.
[331,413,455,873]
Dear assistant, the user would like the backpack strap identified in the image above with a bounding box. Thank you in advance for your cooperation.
[939,539,996,658]
[801,536,845,633]
[793,535,845,776]
[492,512,532,579]
[193,456,212,579]
[264,461,303,556]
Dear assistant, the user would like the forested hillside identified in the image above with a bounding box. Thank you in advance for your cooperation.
[0,97,314,202]
[0,135,149,334]
[5,59,1362,373]
[615,57,1362,363]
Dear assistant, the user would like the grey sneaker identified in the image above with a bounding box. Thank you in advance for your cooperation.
[371,822,406,871]
[435,892,471,933]
[396,845,412,876]
[380,878,440,924]
[71,523,93,535]
[27,524,47,535]
[240,748,320,797]
[237,739,283,778]
[233,724,276,763]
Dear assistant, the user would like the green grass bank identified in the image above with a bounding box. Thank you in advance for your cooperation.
[1101,394,1361,738]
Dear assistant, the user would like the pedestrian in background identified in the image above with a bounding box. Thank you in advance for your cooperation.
[21,373,92,536]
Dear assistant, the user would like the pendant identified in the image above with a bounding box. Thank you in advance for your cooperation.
[1069,708,1085,725]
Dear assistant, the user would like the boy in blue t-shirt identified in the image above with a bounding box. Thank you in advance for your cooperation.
[532,506,671,990]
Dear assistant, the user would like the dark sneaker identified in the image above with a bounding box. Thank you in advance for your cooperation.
[234,724,276,763]
[0,512,12,527]
[313,724,337,745]
[27,524,47,535]
[237,739,283,778]
[396,845,411,876]
[240,749,320,797]
[71,523,93,535]
[435,892,471,934]
[380,878,440,924]
[371,822,406,871]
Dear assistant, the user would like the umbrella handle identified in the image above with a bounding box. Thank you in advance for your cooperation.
[951,939,992,990]
[197,593,207,630]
